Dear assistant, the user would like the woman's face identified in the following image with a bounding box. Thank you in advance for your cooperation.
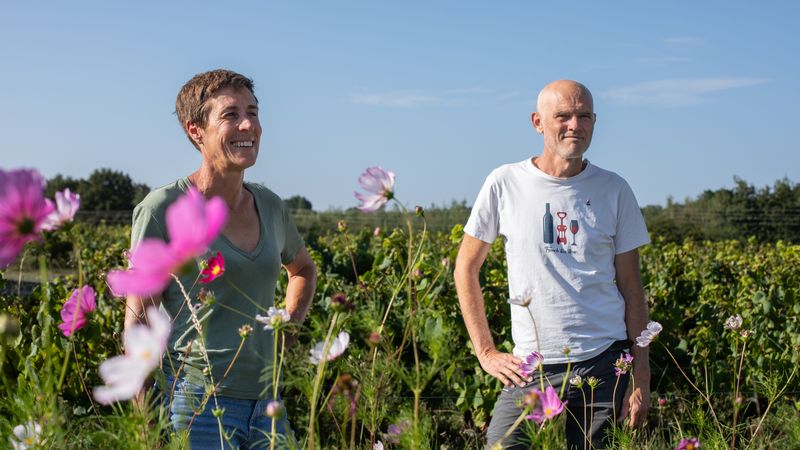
[192,86,262,172]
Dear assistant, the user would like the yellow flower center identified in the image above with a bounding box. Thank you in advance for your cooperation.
[212,265,221,275]
[545,407,553,416]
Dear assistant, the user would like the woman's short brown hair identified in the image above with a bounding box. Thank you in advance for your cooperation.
[175,69,256,149]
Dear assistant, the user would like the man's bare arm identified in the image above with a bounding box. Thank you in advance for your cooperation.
[454,234,528,387]
[615,248,651,427]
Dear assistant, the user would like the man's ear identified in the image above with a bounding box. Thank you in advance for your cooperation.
[531,112,543,134]
[187,121,203,146]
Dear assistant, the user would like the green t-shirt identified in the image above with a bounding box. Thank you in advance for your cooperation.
[130,177,303,399]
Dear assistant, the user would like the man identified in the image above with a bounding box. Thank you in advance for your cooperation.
[125,69,317,449]
[454,80,651,449]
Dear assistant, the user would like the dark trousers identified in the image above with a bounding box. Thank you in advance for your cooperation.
[485,341,631,450]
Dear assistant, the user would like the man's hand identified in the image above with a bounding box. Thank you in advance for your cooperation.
[478,348,530,388]
[618,377,650,427]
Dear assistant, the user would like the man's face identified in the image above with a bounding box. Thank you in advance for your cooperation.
[533,85,596,161]
[191,86,261,171]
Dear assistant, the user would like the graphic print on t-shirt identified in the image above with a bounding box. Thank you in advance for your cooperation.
[542,203,580,254]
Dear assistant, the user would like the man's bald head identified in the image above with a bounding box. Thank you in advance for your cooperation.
[532,80,597,166]
[536,80,594,114]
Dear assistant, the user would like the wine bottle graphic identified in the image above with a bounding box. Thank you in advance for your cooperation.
[543,203,554,244]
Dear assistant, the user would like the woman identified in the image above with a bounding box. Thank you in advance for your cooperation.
[125,69,316,449]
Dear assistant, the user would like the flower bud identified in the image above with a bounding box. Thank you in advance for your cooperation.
[239,324,253,338]
[331,293,354,313]
[658,397,667,407]
[415,205,424,217]
[367,331,381,347]
[265,400,284,418]
[337,220,347,233]
[0,314,20,340]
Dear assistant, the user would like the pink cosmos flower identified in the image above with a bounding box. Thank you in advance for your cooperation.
[58,285,97,337]
[674,437,700,450]
[354,166,395,212]
[519,351,543,378]
[614,351,634,376]
[199,251,225,284]
[382,420,411,445]
[106,188,227,297]
[41,188,81,231]
[93,307,171,404]
[0,168,54,268]
[309,331,350,365]
[525,386,566,424]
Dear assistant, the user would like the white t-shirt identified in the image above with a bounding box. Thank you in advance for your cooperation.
[464,158,650,364]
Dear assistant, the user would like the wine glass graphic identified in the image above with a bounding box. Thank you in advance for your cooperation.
[569,220,579,246]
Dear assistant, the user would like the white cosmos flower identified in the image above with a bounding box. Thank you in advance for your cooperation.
[309,331,350,365]
[10,421,42,450]
[635,321,663,348]
[354,166,395,212]
[569,375,583,386]
[507,288,533,307]
[724,314,743,330]
[373,441,385,450]
[255,307,291,330]
[93,307,171,404]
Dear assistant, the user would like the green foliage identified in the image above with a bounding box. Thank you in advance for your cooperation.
[2,217,799,448]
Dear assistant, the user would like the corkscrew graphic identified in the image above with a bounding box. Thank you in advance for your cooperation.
[556,211,568,245]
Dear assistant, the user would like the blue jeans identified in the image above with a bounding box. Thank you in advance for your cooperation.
[158,374,297,449]
[485,340,632,450]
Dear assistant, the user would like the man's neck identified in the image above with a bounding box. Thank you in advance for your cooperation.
[531,154,586,178]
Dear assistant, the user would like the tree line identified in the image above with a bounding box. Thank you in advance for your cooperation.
[46,171,798,243]
[642,177,799,243]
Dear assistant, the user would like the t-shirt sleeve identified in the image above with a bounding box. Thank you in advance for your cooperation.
[464,173,500,244]
[130,203,168,248]
[614,181,650,254]
[280,203,304,265]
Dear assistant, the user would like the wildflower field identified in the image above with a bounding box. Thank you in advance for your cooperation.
[1,167,800,449]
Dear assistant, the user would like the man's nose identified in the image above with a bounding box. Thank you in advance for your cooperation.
[566,115,580,129]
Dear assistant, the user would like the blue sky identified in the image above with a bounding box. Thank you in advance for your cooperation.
[1,1,798,211]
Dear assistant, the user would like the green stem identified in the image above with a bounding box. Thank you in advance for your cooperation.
[731,338,747,449]
[308,312,340,450]
[56,340,72,391]
[662,344,724,437]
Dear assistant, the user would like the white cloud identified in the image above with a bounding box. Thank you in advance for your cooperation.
[351,91,440,108]
[636,56,693,65]
[661,36,705,46]
[601,77,769,107]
